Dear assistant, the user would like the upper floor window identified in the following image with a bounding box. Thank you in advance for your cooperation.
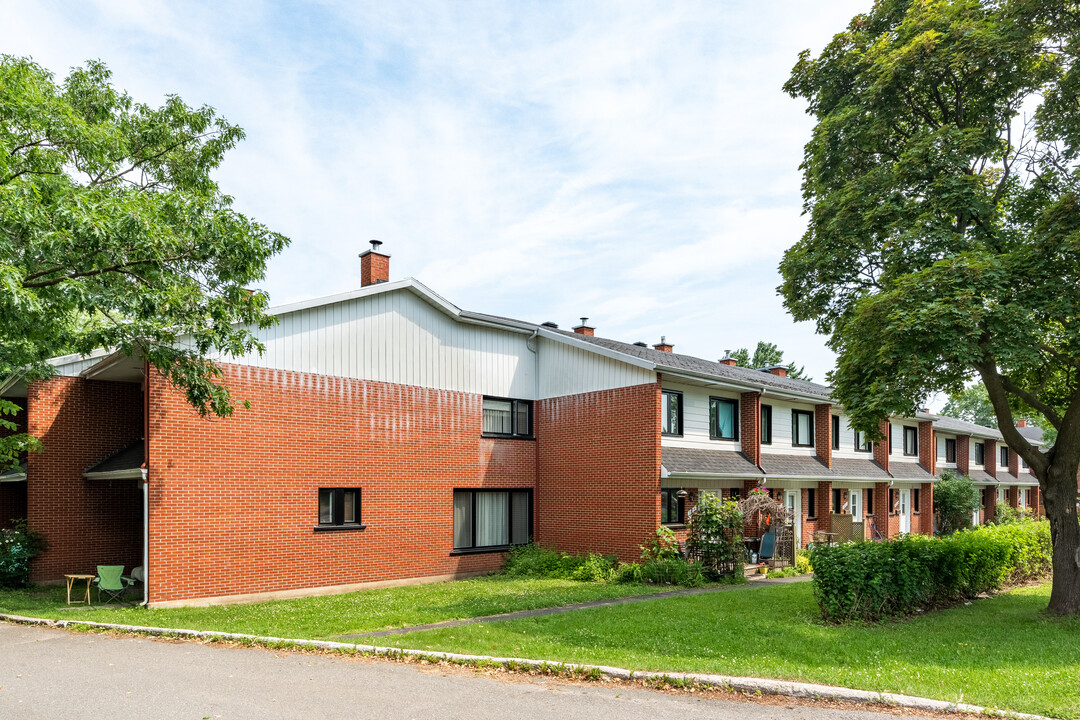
[903,426,918,456]
[661,390,683,436]
[832,415,840,450]
[1000,446,1010,467]
[792,409,814,447]
[945,438,956,463]
[761,405,773,444]
[482,397,532,438]
[853,429,872,452]
[709,397,738,440]
[975,442,985,465]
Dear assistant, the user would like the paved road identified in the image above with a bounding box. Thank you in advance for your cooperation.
[0,623,932,720]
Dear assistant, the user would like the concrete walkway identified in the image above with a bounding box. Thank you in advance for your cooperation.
[335,574,811,640]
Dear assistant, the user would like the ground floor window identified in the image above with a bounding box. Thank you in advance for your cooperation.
[318,488,362,528]
[913,488,921,513]
[453,489,531,551]
[661,488,686,525]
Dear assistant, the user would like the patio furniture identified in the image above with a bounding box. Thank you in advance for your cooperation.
[93,565,133,603]
[65,574,95,605]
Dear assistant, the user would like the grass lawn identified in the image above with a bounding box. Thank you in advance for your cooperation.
[382,581,1080,719]
[0,576,662,639]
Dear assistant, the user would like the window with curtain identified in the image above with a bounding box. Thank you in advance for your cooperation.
[453,489,531,551]
[709,397,738,440]
[792,409,814,447]
[903,426,918,456]
[482,397,532,437]
[760,405,773,444]
[317,488,362,528]
[661,390,682,436]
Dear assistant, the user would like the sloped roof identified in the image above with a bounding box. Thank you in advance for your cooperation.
[661,447,763,476]
[930,415,1003,440]
[84,442,144,478]
[887,461,934,480]
[1016,425,1045,444]
[0,462,26,482]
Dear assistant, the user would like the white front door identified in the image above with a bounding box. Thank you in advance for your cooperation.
[899,489,911,534]
[785,489,801,547]
[849,489,862,522]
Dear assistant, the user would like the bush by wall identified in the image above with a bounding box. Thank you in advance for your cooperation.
[810,520,1051,622]
[0,520,45,589]
[502,544,617,582]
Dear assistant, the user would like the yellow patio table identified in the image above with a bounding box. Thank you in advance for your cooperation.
[65,574,95,605]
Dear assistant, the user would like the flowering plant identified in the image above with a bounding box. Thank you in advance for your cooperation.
[748,485,769,497]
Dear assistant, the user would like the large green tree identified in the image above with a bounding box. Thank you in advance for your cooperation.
[729,341,811,380]
[781,0,1080,614]
[0,56,288,467]
[941,385,997,427]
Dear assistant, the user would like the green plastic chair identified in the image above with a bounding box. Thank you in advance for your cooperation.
[93,565,132,603]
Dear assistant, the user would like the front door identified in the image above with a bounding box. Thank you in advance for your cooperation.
[785,489,801,547]
[849,489,862,522]
[899,489,911,534]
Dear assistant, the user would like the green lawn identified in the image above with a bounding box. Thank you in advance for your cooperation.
[381,581,1080,719]
[0,576,661,639]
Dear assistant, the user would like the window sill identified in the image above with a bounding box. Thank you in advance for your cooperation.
[450,546,517,556]
[806,516,818,522]
[481,434,535,441]
[313,524,367,532]
[709,437,738,442]
[663,523,687,530]
[661,433,684,439]
[792,444,814,449]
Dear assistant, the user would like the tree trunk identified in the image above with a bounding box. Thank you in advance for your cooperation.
[1043,460,1080,616]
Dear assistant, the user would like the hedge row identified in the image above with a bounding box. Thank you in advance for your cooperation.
[810,520,1052,622]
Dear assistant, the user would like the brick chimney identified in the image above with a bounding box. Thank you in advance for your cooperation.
[719,352,737,367]
[653,336,673,353]
[763,365,788,377]
[1017,419,1027,428]
[573,317,595,336]
[359,240,390,286]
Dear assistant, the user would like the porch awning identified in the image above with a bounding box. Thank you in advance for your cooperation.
[0,461,26,482]
[661,447,763,478]
[887,461,934,481]
[84,441,145,481]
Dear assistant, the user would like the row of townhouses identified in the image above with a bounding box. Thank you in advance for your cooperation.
[0,246,1063,606]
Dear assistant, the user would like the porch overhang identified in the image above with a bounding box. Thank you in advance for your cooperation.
[83,441,146,481]
[0,462,26,483]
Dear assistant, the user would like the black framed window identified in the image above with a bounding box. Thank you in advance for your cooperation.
[888,488,896,514]
[888,424,894,454]
[913,488,921,513]
[728,488,742,502]
[945,438,957,463]
[760,405,773,444]
[453,489,531,551]
[903,426,918,456]
[853,429,872,452]
[806,488,816,519]
[832,488,842,514]
[1000,446,1009,467]
[709,397,738,440]
[832,415,840,450]
[661,489,686,525]
[975,442,985,465]
[661,390,683,436]
[317,488,363,529]
[792,409,814,447]
[866,488,874,515]
[482,397,533,438]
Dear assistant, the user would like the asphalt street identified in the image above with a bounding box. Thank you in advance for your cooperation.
[0,622,936,720]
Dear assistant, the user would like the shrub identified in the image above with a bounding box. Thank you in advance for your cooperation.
[933,470,981,535]
[502,544,616,581]
[994,503,1021,525]
[795,549,812,575]
[0,520,45,589]
[615,556,706,587]
[640,526,681,561]
[685,492,743,578]
[810,520,1051,622]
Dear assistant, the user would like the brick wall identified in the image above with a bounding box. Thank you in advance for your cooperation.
[1009,447,1020,479]
[147,364,538,604]
[956,435,970,475]
[873,420,890,472]
[985,439,997,478]
[26,377,144,580]
[918,421,935,475]
[984,486,997,523]
[815,404,832,468]
[918,482,934,535]
[536,382,661,562]
[0,396,28,528]
[740,392,761,467]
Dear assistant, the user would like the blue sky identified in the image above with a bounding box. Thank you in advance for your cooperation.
[4,0,873,383]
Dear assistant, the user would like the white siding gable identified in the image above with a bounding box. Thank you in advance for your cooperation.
[660,381,741,452]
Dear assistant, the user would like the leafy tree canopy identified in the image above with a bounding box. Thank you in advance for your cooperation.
[941,385,998,428]
[781,0,1080,614]
[728,341,811,380]
[0,55,289,465]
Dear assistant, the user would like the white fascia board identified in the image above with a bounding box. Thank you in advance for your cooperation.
[45,346,113,372]
[80,349,138,379]
[266,278,420,317]
[83,469,147,481]
[665,472,762,480]
[658,367,830,403]
[535,329,657,371]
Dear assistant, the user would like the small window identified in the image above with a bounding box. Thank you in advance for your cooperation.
[709,397,739,440]
[975,442,985,465]
[1021,455,1028,469]
[760,405,773,444]
[806,488,816,518]
[661,390,683,436]
[482,397,532,438]
[945,438,956,463]
[866,488,874,515]
[832,415,840,450]
[888,424,894,454]
[854,429,872,452]
[661,489,686,525]
[1000,446,1009,467]
[832,488,842,514]
[453,489,531,551]
[792,409,814,447]
[729,488,742,502]
[888,488,896,514]
[913,488,921,513]
[903,426,918,456]
[317,488,363,528]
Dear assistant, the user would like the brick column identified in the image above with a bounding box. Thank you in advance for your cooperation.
[873,481,891,539]
[1009,447,1020,478]
[817,481,832,535]
[873,419,890,473]
[743,479,761,537]
[815,403,832,468]
[920,482,934,535]
[984,486,997,524]
[985,439,997,478]
[740,392,761,467]
[918,421,935,475]
[956,435,970,475]
[1031,486,1041,518]
[1009,485,1020,509]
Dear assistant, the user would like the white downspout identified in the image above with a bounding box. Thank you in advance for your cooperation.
[142,475,148,606]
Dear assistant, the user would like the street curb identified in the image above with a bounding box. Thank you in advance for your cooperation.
[0,612,1050,720]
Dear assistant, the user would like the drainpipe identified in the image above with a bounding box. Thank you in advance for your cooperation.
[141,360,150,607]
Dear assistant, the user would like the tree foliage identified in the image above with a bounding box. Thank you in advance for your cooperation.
[728,341,811,380]
[0,56,288,465]
[941,385,998,427]
[781,0,1080,614]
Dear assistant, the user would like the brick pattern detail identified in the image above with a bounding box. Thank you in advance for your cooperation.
[873,420,890,472]
[740,392,761,467]
[1009,446,1020,479]
[536,382,660,562]
[26,377,144,580]
[985,439,997,478]
[815,404,832,468]
[816,481,832,533]
[918,421,935,475]
[956,435,970,475]
[360,251,390,286]
[918,482,934,535]
[147,364,537,603]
